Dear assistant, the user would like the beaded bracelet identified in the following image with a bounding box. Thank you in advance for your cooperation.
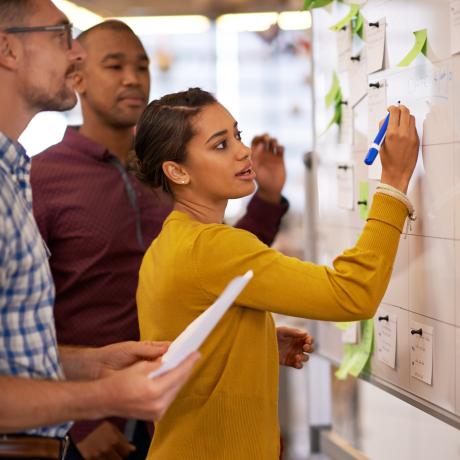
[375,183,416,235]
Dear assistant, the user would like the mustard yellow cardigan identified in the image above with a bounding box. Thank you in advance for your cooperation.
[137,193,407,459]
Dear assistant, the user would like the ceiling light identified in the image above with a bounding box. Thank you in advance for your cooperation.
[115,16,211,35]
[217,11,311,32]
[217,13,278,32]
[52,0,102,31]
[278,12,312,30]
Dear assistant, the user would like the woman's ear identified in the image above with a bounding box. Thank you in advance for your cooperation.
[163,161,190,185]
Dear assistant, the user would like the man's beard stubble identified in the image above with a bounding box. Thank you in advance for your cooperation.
[25,64,78,113]
[26,84,77,113]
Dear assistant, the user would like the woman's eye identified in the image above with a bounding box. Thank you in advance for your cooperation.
[236,130,242,140]
[107,65,122,70]
[216,140,227,150]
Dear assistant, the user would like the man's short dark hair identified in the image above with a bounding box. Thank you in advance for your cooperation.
[0,0,34,27]
[77,20,140,47]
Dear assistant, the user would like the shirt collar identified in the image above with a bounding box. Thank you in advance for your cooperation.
[61,126,112,161]
[0,131,29,175]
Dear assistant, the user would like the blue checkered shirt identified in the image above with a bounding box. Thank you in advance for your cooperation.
[0,132,71,437]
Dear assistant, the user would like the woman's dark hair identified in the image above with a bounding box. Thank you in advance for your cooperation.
[135,87,217,194]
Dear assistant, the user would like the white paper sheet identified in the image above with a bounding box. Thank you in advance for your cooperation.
[339,102,353,144]
[337,165,354,210]
[365,18,386,74]
[450,1,460,55]
[376,312,397,369]
[148,270,253,379]
[341,322,360,344]
[410,320,433,385]
[349,56,368,107]
[337,26,352,73]
[367,80,387,180]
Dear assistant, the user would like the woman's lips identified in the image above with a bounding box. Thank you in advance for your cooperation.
[235,167,256,180]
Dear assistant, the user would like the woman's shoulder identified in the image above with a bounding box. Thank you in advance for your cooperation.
[165,210,261,243]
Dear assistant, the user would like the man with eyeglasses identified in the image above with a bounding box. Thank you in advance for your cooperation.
[0,2,201,459]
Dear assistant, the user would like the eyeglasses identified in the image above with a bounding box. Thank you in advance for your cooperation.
[3,22,74,50]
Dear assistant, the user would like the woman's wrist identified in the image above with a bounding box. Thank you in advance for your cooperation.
[375,183,416,222]
[380,174,410,194]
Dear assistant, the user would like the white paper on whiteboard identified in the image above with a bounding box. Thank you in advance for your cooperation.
[450,0,460,55]
[367,80,387,180]
[337,165,354,210]
[349,56,368,107]
[376,312,397,369]
[410,320,433,385]
[148,270,253,379]
[365,18,386,74]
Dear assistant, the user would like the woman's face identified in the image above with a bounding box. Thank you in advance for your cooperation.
[182,102,256,201]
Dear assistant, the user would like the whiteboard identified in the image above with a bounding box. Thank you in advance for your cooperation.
[310,0,460,428]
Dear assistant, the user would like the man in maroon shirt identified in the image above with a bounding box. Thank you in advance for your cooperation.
[31,21,292,460]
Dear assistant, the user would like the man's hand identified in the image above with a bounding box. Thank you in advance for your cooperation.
[90,341,170,379]
[251,134,286,204]
[100,352,200,421]
[277,326,314,369]
[77,421,135,460]
[59,341,170,381]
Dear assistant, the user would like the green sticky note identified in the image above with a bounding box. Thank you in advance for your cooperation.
[303,0,334,10]
[321,102,342,135]
[358,181,369,220]
[325,72,341,108]
[335,319,374,380]
[397,29,427,67]
[335,321,355,331]
[330,3,360,31]
[351,12,364,38]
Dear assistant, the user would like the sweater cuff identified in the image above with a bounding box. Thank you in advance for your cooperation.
[367,193,408,233]
[248,194,289,223]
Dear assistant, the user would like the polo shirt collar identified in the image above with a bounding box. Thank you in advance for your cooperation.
[61,126,112,161]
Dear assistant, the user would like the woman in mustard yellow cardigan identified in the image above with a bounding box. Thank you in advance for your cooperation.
[134,88,419,459]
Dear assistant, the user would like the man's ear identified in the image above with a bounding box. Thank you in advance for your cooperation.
[0,33,21,71]
[72,70,86,94]
[163,161,190,185]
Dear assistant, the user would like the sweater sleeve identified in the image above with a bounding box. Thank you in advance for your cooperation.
[192,193,408,321]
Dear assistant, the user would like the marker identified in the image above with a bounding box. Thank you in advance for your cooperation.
[364,112,390,165]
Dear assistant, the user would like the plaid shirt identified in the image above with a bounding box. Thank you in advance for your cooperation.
[0,132,71,438]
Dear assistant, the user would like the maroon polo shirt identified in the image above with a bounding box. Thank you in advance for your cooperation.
[30,127,288,442]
